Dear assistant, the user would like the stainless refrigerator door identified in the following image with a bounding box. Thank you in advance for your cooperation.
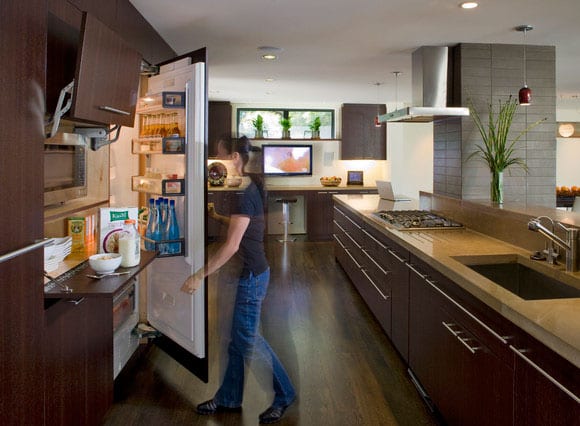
[147,59,208,381]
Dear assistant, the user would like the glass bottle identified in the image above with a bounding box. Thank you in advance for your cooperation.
[145,198,155,250]
[164,199,181,254]
[151,198,163,251]
[119,219,140,267]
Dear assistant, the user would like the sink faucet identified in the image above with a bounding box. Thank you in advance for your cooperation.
[528,216,579,272]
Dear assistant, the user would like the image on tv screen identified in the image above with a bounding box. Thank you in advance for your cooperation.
[263,144,313,176]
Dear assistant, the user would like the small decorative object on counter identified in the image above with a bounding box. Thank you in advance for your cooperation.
[309,116,321,139]
[119,219,140,267]
[320,176,342,187]
[208,162,227,186]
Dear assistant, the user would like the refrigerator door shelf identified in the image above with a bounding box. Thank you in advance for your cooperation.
[153,238,185,258]
[132,176,185,196]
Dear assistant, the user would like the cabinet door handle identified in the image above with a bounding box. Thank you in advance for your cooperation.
[422,276,508,345]
[406,262,426,278]
[98,105,130,116]
[67,297,86,306]
[361,269,389,300]
[388,248,406,263]
[344,248,364,269]
[333,234,347,250]
[510,345,580,403]
[442,322,481,354]
[0,239,51,265]
[361,228,387,250]
[362,249,389,276]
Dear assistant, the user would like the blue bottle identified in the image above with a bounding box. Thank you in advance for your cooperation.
[145,198,155,250]
[164,199,181,254]
[151,198,163,252]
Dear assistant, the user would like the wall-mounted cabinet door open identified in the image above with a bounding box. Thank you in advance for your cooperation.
[72,12,141,127]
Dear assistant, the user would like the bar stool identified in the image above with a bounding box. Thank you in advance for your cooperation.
[276,198,297,242]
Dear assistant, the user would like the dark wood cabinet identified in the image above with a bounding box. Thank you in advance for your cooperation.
[207,190,245,241]
[208,101,232,158]
[407,257,513,425]
[71,12,141,127]
[307,190,340,241]
[341,103,386,160]
[44,297,113,426]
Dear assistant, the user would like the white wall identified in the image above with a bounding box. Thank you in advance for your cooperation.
[556,106,580,187]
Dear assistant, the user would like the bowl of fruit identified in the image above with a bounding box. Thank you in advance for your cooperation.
[320,176,342,187]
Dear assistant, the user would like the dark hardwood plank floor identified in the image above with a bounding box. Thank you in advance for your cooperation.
[103,238,440,426]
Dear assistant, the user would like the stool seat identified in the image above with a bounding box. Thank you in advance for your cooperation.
[276,198,297,242]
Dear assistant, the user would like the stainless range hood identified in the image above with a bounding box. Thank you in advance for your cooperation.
[378,46,469,123]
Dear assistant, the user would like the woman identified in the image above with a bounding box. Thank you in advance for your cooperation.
[181,136,296,424]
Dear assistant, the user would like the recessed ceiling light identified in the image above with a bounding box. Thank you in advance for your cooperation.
[257,46,283,61]
[460,2,478,9]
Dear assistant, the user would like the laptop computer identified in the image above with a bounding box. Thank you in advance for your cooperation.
[376,180,411,201]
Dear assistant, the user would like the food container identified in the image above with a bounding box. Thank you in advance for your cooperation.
[320,176,342,187]
[89,253,122,274]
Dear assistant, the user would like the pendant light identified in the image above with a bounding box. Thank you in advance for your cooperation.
[516,25,533,106]
[373,82,383,127]
[393,71,401,110]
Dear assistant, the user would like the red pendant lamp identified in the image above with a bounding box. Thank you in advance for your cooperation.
[516,25,533,106]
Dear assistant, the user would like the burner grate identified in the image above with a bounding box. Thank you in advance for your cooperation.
[373,210,463,230]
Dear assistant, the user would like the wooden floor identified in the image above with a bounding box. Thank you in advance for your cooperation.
[103,238,440,426]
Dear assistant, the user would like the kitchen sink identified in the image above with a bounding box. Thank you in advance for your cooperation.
[452,254,580,300]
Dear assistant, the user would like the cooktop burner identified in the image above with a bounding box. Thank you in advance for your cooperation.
[373,210,463,230]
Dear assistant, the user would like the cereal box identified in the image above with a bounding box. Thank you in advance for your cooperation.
[68,217,86,254]
[99,207,138,253]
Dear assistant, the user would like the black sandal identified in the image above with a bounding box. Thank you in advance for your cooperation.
[259,402,293,424]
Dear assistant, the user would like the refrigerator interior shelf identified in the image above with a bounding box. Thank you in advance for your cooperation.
[132,138,163,154]
[136,92,185,114]
[132,176,185,196]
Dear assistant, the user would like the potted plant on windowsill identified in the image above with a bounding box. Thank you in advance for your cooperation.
[466,96,546,204]
[309,116,321,139]
[252,114,265,139]
[280,117,292,139]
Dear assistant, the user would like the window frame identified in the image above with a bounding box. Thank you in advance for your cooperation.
[236,108,335,139]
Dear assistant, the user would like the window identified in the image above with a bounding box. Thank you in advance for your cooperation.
[237,109,335,139]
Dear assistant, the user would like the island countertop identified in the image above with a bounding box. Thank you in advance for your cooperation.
[334,193,580,368]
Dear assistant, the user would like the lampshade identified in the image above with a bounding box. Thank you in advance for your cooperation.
[558,123,576,138]
[518,86,532,106]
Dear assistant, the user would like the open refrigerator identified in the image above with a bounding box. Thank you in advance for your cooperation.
[130,54,208,381]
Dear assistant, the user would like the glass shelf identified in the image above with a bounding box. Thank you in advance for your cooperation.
[132,176,185,196]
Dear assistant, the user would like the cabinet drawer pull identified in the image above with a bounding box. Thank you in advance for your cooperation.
[98,105,130,116]
[67,297,86,306]
[361,228,387,250]
[388,248,406,263]
[361,269,389,300]
[423,277,508,345]
[0,239,51,265]
[333,234,347,250]
[510,346,580,403]
[342,212,362,229]
[362,249,389,276]
[344,230,363,249]
[406,262,426,279]
[333,220,347,234]
[442,322,480,354]
[344,248,363,269]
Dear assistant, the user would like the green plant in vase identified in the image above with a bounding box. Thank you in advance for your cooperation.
[280,117,292,139]
[252,114,265,139]
[309,116,321,139]
[466,96,545,204]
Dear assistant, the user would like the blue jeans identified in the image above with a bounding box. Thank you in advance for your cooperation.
[214,268,296,408]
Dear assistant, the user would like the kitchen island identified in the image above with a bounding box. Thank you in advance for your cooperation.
[333,193,579,426]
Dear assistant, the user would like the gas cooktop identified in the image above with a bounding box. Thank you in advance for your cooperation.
[373,210,463,230]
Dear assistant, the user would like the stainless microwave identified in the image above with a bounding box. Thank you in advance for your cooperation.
[44,133,88,207]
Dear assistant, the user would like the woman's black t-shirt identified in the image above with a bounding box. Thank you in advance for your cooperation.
[230,181,268,277]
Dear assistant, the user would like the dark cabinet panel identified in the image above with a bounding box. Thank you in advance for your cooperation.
[341,103,386,160]
[72,12,141,126]
[208,101,232,158]
[44,297,113,426]
[0,1,46,424]
[408,258,512,426]
[308,190,340,241]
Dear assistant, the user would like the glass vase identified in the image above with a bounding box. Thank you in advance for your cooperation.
[490,170,504,204]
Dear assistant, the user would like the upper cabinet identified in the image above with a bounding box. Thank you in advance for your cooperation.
[341,103,386,160]
[208,101,232,158]
[71,12,141,127]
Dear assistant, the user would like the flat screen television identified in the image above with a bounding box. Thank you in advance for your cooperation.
[262,144,313,176]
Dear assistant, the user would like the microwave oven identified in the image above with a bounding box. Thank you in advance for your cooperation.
[44,133,88,206]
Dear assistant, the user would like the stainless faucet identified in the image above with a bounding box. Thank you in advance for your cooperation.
[528,216,579,272]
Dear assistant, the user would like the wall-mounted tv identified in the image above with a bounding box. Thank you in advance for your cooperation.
[262,144,313,176]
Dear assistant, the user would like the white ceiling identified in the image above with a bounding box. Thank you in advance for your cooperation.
[130,0,580,109]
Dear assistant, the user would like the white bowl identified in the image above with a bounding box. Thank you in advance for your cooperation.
[89,253,122,274]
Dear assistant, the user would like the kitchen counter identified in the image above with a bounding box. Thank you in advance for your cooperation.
[334,193,580,368]
[208,183,378,192]
[44,250,156,299]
